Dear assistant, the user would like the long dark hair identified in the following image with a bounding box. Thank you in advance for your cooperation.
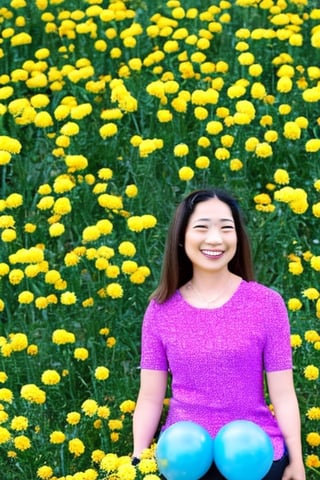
[151,188,255,303]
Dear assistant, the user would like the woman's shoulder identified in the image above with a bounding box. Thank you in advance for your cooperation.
[242,280,285,303]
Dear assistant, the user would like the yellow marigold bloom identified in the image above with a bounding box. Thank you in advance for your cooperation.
[66,411,81,425]
[36,464,53,479]
[9,332,28,352]
[53,197,72,215]
[287,298,302,311]
[81,399,98,417]
[305,138,320,152]
[283,121,301,140]
[106,283,123,299]
[60,291,76,305]
[20,384,46,404]
[106,265,120,278]
[74,347,89,361]
[274,169,290,185]
[303,288,319,300]
[141,215,157,229]
[64,252,80,267]
[60,121,79,136]
[304,330,320,343]
[264,130,278,143]
[179,166,194,181]
[254,193,272,205]
[49,222,65,237]
[311,256,320,271]
[121,260,138,274]
[288,260,303,275]
[107,337,117,348]
[173,143,189,157]
[120,399,136,414]
[95,219,113,235]
[306,454,320,469]
[156,109,173,122]
[65,154,88,171]
[206,120,223,135]
[41,369,61,385]
[249,63,263,76]
[53,175,75,193]
[255,142,273,158]
[11,32,32,47]
[0,263,9,276]
[95,366,110,381]
[97,406,111,419]
[34,111,53,128]
[52,329,75,345]
[108,419,123,430]
[99,123,118,139]
[278,104,291,115]
[0,427,11,444]
[127,216,144,232]
[69,438,85,457]
[215,147,230,161]
[125,184,138,198]
[24,222,37,233]
[9,268,24,285]
[195,156,210,169]
[18,290,34,304]
[290,334,302,348]
[306,432,320,447]
[304,365,319,380]
[100,453,119,471]
[314,179,320,191]
[82,225,101,242]
[37,196,54,210]
[0,151,11,165]
[1,228,16,242]
[50,430,65,444]
[306,407,320,421]
[98,193,123,210]
[11,416,28,431]
[0,388,13,403]
[14,435,31,451]
[27,344,38,355]
[0,371,8,383]
[227,84,246,99]
[312,202,320,218]
[35,297,48,310]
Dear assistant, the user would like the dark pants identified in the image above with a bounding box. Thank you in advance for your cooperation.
[200,453,289,480]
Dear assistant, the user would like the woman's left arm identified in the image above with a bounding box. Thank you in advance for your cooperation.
[267,369,306,480]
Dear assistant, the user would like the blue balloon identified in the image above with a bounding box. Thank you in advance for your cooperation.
[213,420,274,480]
[156,421,214,480]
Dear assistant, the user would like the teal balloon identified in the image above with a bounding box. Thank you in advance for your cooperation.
[213,420,274,480]
[156,421,214,480]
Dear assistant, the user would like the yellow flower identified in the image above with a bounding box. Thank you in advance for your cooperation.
[305,455,320,468]
[303,288,319,300]
[41,369,61,385]
[108,419,123,430]
[283,121,301,140]
[0,388,13,403]
[68,438,85,457]
[274,169,290,185]
[288,261,303,275]
[65,154,88,171]
[305,138,320,152]
[99,123,118,139]
[120,400,136,414]
[53,197,72,215]
[10,333,28,352]
[255,142,273,158]
[125,184,138,198]
[37,465,54,479]
[49,222,65,237]
[1,229,16,242]
[20,384,46,404]
[206,120,223,135]
[310,256,320,271]
[195,156,210,169]
[179,166,194,181]
[127,216,144,232]
[95,366,110,381]
[14,435,31,451]
[82,225,101,242]
[106,283,123,299]
[290,334,302,348]
[60,291,76,305]
[81,399,98,417]
[18,291,34,304]
[304,365,319,380]
[306,407,320,421]
[50,431,65,444]
[287,298,302,311]
[306,432,320,447]
[66,411,81,425]
[173,143,189,157]
[312,202,320,217]
[74,347,89,361]
[52,329,75,345]
[98,194,123,210]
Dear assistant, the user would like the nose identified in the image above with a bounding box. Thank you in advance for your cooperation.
[205,226,223,243]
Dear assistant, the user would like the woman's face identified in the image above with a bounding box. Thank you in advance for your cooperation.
[184,197,238,275]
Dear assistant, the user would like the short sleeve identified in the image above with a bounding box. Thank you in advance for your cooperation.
[263,290,293,372]
[140,300,169,371]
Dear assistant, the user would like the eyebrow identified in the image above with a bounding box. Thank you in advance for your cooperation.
[192,217,235,223]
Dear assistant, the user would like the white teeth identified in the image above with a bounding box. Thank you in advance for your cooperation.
[202,250,223,256]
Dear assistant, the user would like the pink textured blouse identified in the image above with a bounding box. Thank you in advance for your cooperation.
[140,280,293,460]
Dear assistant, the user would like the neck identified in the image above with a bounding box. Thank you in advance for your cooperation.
[191,270,233,293]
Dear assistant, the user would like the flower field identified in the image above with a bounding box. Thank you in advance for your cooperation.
[0,0,319,478]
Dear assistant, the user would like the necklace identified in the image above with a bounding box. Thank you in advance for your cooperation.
[187,281,225,306]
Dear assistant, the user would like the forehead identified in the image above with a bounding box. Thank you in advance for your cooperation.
[189,197,234,220]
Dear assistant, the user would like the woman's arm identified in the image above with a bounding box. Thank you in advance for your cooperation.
[132,368,168,458]
[266,369,306,480]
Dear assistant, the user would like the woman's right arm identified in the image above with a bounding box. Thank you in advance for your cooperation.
[132,368,168,458]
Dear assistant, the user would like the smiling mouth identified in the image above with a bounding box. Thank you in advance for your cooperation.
[201,249,224,258]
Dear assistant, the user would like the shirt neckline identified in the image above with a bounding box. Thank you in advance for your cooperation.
[177,278,246,311]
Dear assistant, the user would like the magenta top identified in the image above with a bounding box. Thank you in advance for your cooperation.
[140,280,293,460]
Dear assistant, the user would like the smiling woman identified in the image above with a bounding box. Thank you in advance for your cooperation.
[132,188,306,480]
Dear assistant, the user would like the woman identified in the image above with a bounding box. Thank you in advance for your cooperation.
[132,188,305,480]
